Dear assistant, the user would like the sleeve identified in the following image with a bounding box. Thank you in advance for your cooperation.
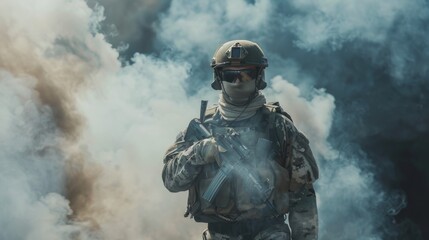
[290,131,319,188]
[289,185,318,240]
[289,126,319,239]
[162,131,202,192]
[273,114,319,240]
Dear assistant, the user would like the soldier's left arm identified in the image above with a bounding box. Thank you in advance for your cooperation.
[288,131,319,240]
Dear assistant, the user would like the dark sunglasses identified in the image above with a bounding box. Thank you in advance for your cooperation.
[221,69,258,83]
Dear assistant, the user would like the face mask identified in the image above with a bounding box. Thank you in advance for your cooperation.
[222,79,256,105]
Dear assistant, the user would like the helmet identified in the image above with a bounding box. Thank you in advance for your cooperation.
[210,40,268,90]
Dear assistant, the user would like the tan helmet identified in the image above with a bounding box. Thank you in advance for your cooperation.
[210,40,268,90]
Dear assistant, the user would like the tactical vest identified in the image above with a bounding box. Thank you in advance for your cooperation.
[185,103,293,223]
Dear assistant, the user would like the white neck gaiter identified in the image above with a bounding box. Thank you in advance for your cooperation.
[218,91,266,121]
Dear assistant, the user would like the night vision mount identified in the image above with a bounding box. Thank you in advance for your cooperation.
[225,42,248,64]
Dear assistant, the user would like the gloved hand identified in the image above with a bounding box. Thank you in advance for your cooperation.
[189,138,220,165]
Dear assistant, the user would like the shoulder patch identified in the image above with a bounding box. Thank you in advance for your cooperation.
[290,131,319,188]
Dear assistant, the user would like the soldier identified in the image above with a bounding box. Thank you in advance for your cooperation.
[162,40,319,240]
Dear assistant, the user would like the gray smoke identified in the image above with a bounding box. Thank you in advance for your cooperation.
[1,0,428,239]
[85,0,171,58]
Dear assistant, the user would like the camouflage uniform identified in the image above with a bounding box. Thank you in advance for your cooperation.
[162,104,319,240]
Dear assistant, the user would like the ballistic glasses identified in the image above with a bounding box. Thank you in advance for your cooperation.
[220,68,258,83]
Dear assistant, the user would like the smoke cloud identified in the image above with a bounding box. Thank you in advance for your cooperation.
[85,0,171,57]
[1,0,428,239]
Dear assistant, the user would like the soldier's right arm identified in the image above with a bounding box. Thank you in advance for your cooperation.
[162,131,202,192]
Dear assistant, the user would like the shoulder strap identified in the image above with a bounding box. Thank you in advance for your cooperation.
[264,101,293,122]
[263,102,293,139]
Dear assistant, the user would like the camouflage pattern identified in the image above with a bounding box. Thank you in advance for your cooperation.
[253,223,291,240]
[202,223,291,240]
[289,185,318,240]
[162,134,202,192]
[162,105,319,239]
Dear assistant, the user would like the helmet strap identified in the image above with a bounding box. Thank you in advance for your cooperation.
[255,67,264,89]
[214,68,223,90]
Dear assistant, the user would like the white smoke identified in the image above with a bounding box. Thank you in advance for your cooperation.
[74,54,209,239]
[285,0,425,50]
[158,0,272,61]
[1,0,414,239]
[0,71,76,240]
[265,76,336,160]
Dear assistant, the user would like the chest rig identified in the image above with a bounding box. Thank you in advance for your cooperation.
[186,105,292,223]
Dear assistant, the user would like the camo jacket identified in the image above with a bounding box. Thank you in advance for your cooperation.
[162,105,319,240]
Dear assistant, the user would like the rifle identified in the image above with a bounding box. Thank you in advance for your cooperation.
[202,129,277,213]
[184,101,277,214]
[183,100,211,142]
